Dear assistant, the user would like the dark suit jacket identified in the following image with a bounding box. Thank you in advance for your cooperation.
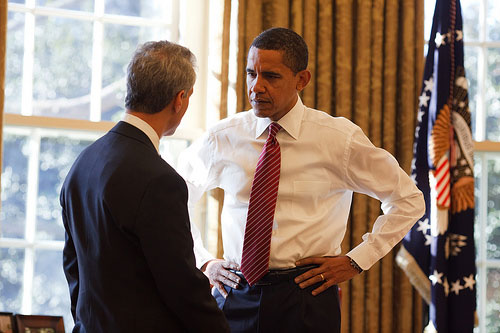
[60,121,229,333]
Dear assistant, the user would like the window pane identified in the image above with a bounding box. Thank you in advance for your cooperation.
[36,136,93,241]
[104,0,173,22]
[1,134,29,239]
[8,0,24,3]
[461,0,480,41]
[464,46,479,140]
[37,0,94,11]
[424,0,435,40]
[486,268,500,332]
[485,48,500,141]
[159,138,190,168]
[487,154,500,259]
[0,248,25,312]
[487,0,500,41]
[101,24,169,122]
[474,154,481,255]
[5,11,25,115]
[32,249,73,331]
[33,16,93,120]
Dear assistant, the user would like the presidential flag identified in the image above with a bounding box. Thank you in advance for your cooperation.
[396,0,476,331]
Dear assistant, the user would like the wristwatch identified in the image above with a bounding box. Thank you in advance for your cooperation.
[348,257,363,273]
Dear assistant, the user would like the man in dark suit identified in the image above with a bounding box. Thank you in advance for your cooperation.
[60,40,229,333]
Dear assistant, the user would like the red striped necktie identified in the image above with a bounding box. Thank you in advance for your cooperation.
[241,122,282,286]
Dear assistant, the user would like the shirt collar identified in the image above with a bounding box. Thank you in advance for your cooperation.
[254,96,304,140]
[122,113,160,153]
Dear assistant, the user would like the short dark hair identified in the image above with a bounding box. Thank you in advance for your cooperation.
[125,40,196,114]
[250,27,308,73]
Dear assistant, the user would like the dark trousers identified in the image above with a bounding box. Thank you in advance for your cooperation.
[213,266,341,333]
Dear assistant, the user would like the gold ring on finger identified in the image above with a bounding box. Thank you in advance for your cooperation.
[320,273,325,281]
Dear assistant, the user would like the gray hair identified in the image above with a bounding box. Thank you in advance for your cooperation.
[125,40,196,114]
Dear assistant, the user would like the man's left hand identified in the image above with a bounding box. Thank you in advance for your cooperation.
[294,256,360,296]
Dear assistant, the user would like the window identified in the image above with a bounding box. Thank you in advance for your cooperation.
[0,0,217,330]
[425,0,500,331]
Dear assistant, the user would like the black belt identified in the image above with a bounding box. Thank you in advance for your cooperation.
[232,265,318,286]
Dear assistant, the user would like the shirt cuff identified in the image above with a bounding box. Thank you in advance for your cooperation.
[346,242,387,271]
[346,256,363,273]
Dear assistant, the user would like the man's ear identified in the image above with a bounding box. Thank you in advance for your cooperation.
[296,70,311,92]
[173,90,185,113]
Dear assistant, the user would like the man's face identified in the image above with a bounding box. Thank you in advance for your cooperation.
[246,47,308,121]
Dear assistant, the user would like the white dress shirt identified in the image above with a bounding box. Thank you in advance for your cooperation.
[122,113,160,153]
[178,97,424,271]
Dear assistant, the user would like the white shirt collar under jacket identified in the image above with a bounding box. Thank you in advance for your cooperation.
[122,113,160,153]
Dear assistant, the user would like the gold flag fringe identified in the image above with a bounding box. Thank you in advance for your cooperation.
[451,176,475,214]
[430,104,451,167]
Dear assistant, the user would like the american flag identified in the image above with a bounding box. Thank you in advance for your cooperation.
[396,0,477,331]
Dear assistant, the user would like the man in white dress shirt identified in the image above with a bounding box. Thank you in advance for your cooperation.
[178,28,425,332]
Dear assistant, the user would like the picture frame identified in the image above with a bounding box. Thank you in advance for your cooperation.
[14,315,64,333]
[0,312,15,333]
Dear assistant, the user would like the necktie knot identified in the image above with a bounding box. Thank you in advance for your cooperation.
[268,122,281,139]
[267,122,281,145]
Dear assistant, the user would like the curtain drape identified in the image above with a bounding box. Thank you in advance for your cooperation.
[218,0,425,332]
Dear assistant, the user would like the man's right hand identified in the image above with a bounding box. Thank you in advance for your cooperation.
[202,259,241,298]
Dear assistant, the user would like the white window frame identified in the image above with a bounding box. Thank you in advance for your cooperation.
[466,1,500,332]
[0,0,216,322]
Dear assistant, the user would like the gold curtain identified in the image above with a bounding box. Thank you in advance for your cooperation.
[219,0,425,332]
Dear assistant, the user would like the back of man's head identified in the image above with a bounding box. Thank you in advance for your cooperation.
[125,40,196,114]
[250,27,308,74]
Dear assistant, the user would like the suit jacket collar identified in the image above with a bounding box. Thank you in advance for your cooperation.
[122,113,160,152]
[110,121,158,154]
